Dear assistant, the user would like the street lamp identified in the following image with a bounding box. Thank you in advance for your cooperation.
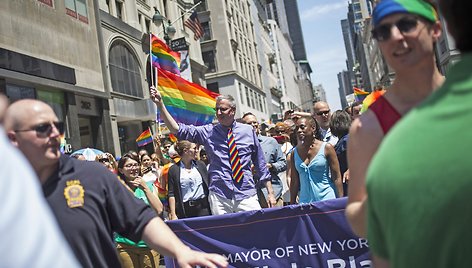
[152,8,176,46]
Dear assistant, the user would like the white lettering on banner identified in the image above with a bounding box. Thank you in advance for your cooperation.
[336,238,369,251]
[224,249,272,263]
[327,256,372,268]
[298,242,332,256]
[223,239,369,265]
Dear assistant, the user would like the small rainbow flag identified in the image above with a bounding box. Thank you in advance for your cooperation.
[150,34,180,75]
[136,128,153,147]
[354,87,370,102]
[155,163,172,208]
[158,68,219,125]
[168,133,178,143]
[361,90,386,113]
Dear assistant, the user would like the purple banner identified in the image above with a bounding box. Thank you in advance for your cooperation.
[165,197,371,268]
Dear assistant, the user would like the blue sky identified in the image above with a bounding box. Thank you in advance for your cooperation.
[298,0,350,110]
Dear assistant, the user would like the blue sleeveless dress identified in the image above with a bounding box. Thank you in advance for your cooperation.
[294,142,337,203]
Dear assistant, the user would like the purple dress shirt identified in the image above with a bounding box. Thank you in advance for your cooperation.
[177,120,270,201]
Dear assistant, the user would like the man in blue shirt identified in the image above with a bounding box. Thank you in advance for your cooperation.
[151,88,276,214]
[4,99,228,268]
[242,112,286,207]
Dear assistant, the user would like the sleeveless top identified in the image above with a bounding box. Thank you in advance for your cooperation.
[294,142,337,203]
[369,95,402,134]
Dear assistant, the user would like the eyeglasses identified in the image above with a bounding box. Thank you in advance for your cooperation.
[372,16,419,42]
[15,121,65,136]
[215,107,231,112]
[124,163,139,168]
[315,110,330,116]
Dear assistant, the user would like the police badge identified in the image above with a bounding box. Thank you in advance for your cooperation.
[64,180,85,208]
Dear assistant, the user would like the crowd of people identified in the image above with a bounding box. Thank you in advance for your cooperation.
[1,0,470,267]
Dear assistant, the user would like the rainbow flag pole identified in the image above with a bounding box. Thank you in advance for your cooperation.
[136,127,153,147]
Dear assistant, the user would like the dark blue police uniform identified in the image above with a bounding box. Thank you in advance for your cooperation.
[42,155,156,268]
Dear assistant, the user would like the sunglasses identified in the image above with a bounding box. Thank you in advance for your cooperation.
[316,110,330,116]
[372,16,419,42]
[15,121,65,136]
[98,158,110,163]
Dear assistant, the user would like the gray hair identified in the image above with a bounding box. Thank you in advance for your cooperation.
[216,95,236,109]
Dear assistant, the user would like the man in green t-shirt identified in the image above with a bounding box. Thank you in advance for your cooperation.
[366,0,472,267]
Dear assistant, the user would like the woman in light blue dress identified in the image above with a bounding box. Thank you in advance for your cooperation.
[289,115,343,204]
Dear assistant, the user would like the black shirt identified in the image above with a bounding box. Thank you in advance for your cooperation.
[43,155,156,268]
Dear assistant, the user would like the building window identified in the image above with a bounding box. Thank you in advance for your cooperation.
[116,1,124,20]
[145,18,151,33]
[202,50,217,73]
[207,82,219,94]
[201,21,212,41]
[245,87,250,107]
[109,42,143,98]
[238,82,244,104]
[250,89,255,108]
[65,0,88,23]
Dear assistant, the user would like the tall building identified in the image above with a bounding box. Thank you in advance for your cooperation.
[99,0,205,154]
[0,0,114,153]
[197,0,269,120]
[283,0,307,61]
[337,71,351,108]
[341,19,355,95]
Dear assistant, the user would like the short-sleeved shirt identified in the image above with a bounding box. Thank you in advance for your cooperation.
[43,155,156,268]
[177,120,270,201]
[367,53,472,267]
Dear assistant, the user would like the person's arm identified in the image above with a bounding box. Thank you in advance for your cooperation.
[253,135,276,207]
[150,86,179,133]
[343,169,350,184]
[325,144,343,197]
[345,114,383,237]
[167,165,178,220]
[269,139,287,173]
[168,197,178,220]
[153,135,170,165]
[131,177,164,215]
[289,150,300,204]
[142,217,228,268]
[285,151,293,189]
[263,180,276,207]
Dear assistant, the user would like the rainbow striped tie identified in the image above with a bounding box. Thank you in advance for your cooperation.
[227,128,244,183]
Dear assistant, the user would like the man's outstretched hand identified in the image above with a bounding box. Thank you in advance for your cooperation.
[176,247,228,268]
[150,86,162,105]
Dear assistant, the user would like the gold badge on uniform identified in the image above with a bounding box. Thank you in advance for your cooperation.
[64,180,85,208]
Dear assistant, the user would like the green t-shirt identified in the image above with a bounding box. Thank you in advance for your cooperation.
[115,181,154,247]
[366,53,472,267]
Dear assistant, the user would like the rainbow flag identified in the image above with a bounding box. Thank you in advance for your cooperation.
[361,90,386,113]
[150,34,180,75]
[354,87,370,102]
[155,163,172,208]
[136,128,153,147]
[158,68,219,125]
[168,133,178,143]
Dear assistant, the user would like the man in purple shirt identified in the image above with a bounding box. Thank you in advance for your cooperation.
[151,88,276,215]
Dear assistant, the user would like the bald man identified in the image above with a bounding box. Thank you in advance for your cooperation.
[313,101,338,145]
[4,99,227,268]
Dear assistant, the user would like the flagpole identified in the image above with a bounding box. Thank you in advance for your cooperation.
[149,33,155,87]
[157,1,202,36]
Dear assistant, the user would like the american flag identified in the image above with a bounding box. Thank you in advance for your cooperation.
[184,10,204,40]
